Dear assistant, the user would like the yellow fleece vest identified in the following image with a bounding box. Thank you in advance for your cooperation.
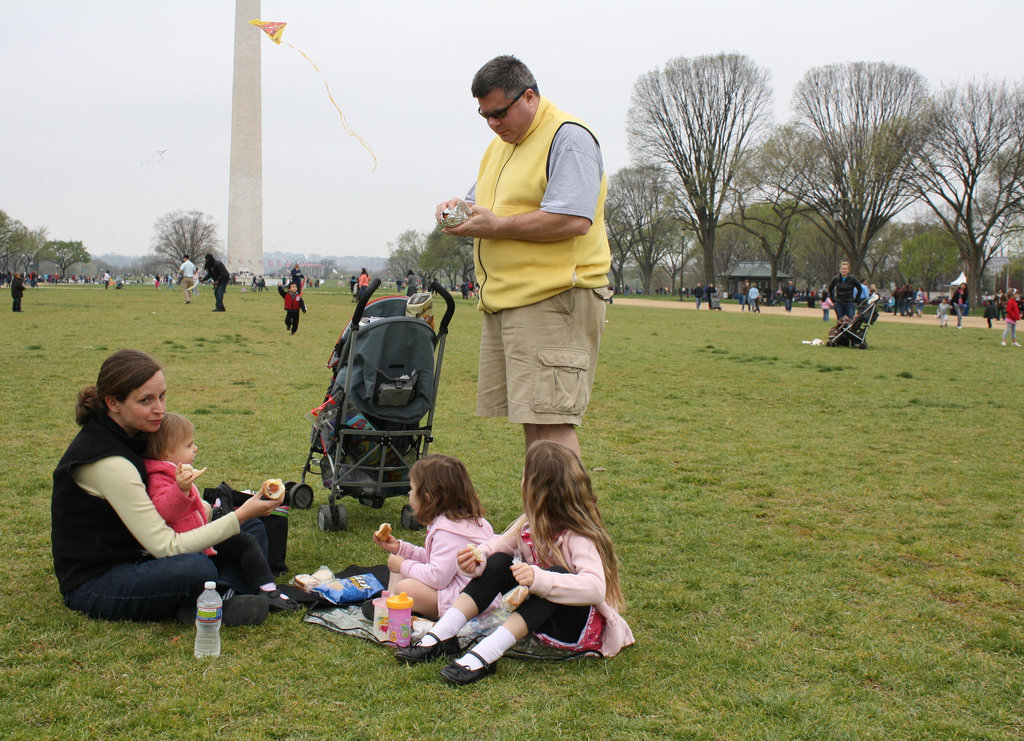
[474,97,610,313]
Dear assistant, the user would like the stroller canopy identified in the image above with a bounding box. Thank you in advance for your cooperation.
[331,316,437,425]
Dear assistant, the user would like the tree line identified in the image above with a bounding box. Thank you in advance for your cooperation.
[618,55,1024,300]
[0,210,91,277]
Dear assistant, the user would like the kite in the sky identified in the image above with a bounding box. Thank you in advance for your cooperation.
[250,20,377,172]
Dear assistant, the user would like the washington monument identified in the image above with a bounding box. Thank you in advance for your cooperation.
[227,0,262,277]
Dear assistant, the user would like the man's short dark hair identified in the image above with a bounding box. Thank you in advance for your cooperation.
[471,55,539,99]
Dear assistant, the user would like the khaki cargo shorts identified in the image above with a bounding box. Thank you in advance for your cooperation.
[477,287,607,426]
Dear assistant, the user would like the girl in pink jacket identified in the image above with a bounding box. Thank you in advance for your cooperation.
[373,454,494,619]
[144,413,299,611]
[394,440,634,685]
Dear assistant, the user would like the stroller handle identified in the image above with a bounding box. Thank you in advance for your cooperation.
[429,281,456,336]
[349,278,383,330]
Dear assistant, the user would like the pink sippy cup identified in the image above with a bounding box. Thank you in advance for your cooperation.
[385,592,414,647]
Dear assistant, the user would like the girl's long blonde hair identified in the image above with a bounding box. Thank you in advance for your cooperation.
[521,441,625,611]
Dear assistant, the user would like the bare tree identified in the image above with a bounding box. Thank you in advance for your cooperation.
[789,62,930,277]
[789,213,841,292]
[604,165,680,294]
[730,125,813,292]
[658,231,696,295]
[603,188,631,293]
[910,78,1024,302]
[627,53,773,285]
[151,210,221,268]
[861,220,909,286]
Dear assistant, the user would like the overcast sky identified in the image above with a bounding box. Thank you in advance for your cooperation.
[3,0,1023,263]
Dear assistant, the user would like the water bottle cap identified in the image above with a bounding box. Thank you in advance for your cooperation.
[204,581,216,589]
[386,592,413,610]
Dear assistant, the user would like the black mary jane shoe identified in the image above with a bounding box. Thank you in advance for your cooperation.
[439,651,497,686]
[394,632,461,663]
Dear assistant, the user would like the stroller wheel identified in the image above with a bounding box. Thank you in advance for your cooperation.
[289,483,314,510]
[859,341,868,349]
[401,503,422,531]
[317,503,348,531]
[331,503,348,530]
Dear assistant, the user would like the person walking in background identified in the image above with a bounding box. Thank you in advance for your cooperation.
[179,256,196,304]
[434,54,611,460]
[951,283,969,328]
[706,282,718,309]
[357,268,370,300]
[202,254,230,312]
[740,281,750,312]
[405,270,420,297]
[289,263,305,292]
[821,292,833,322]
[11,271,24,312]
[783,281,796,312]
[1001,288,1020,346]
[936,297,950,327]
[693,283,704,310]
[747,283,760,313]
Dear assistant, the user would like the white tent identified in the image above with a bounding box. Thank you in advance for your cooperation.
[950,271,967,286]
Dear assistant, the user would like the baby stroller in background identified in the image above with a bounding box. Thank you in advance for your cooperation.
[827,294,880,349]
[290,279,456,532]
[709,291,722,310]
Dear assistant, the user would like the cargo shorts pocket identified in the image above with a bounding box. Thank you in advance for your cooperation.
[531,348,590,415]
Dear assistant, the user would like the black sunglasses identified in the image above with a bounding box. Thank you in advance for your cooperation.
[478,88,530,120]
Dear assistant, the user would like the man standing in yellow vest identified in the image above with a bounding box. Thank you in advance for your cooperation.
[436,55,612,460]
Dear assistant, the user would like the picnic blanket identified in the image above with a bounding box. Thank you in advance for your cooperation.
[301,564,600,660]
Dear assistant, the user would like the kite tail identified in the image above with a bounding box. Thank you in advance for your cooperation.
[288,43,378,172]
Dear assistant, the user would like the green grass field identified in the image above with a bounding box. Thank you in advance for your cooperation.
[2,283,1022,740]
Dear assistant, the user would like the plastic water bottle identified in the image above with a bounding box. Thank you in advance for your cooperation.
[194,581,222,658]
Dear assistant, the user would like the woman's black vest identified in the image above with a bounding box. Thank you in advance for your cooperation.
[51,413,151,594]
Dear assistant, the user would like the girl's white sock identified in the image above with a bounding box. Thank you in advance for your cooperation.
[423,606,469,644]
[457,626,516,670]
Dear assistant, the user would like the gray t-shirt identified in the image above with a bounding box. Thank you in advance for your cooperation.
[467,123,604,222]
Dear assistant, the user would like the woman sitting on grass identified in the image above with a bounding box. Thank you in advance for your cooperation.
[52,349,281,624]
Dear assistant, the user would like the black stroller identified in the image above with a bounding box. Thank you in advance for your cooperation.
[290,279,455,531]
[827,295,880,348]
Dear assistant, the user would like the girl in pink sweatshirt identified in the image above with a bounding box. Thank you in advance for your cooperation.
[393,440,634,685]
[143,413,298,611]
[373,454,494,620]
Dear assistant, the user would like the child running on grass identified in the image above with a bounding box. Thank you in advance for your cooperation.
[143,413,299,612]
[277,282,308,335]
[372,454,494,619]
[394,440,634,685]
